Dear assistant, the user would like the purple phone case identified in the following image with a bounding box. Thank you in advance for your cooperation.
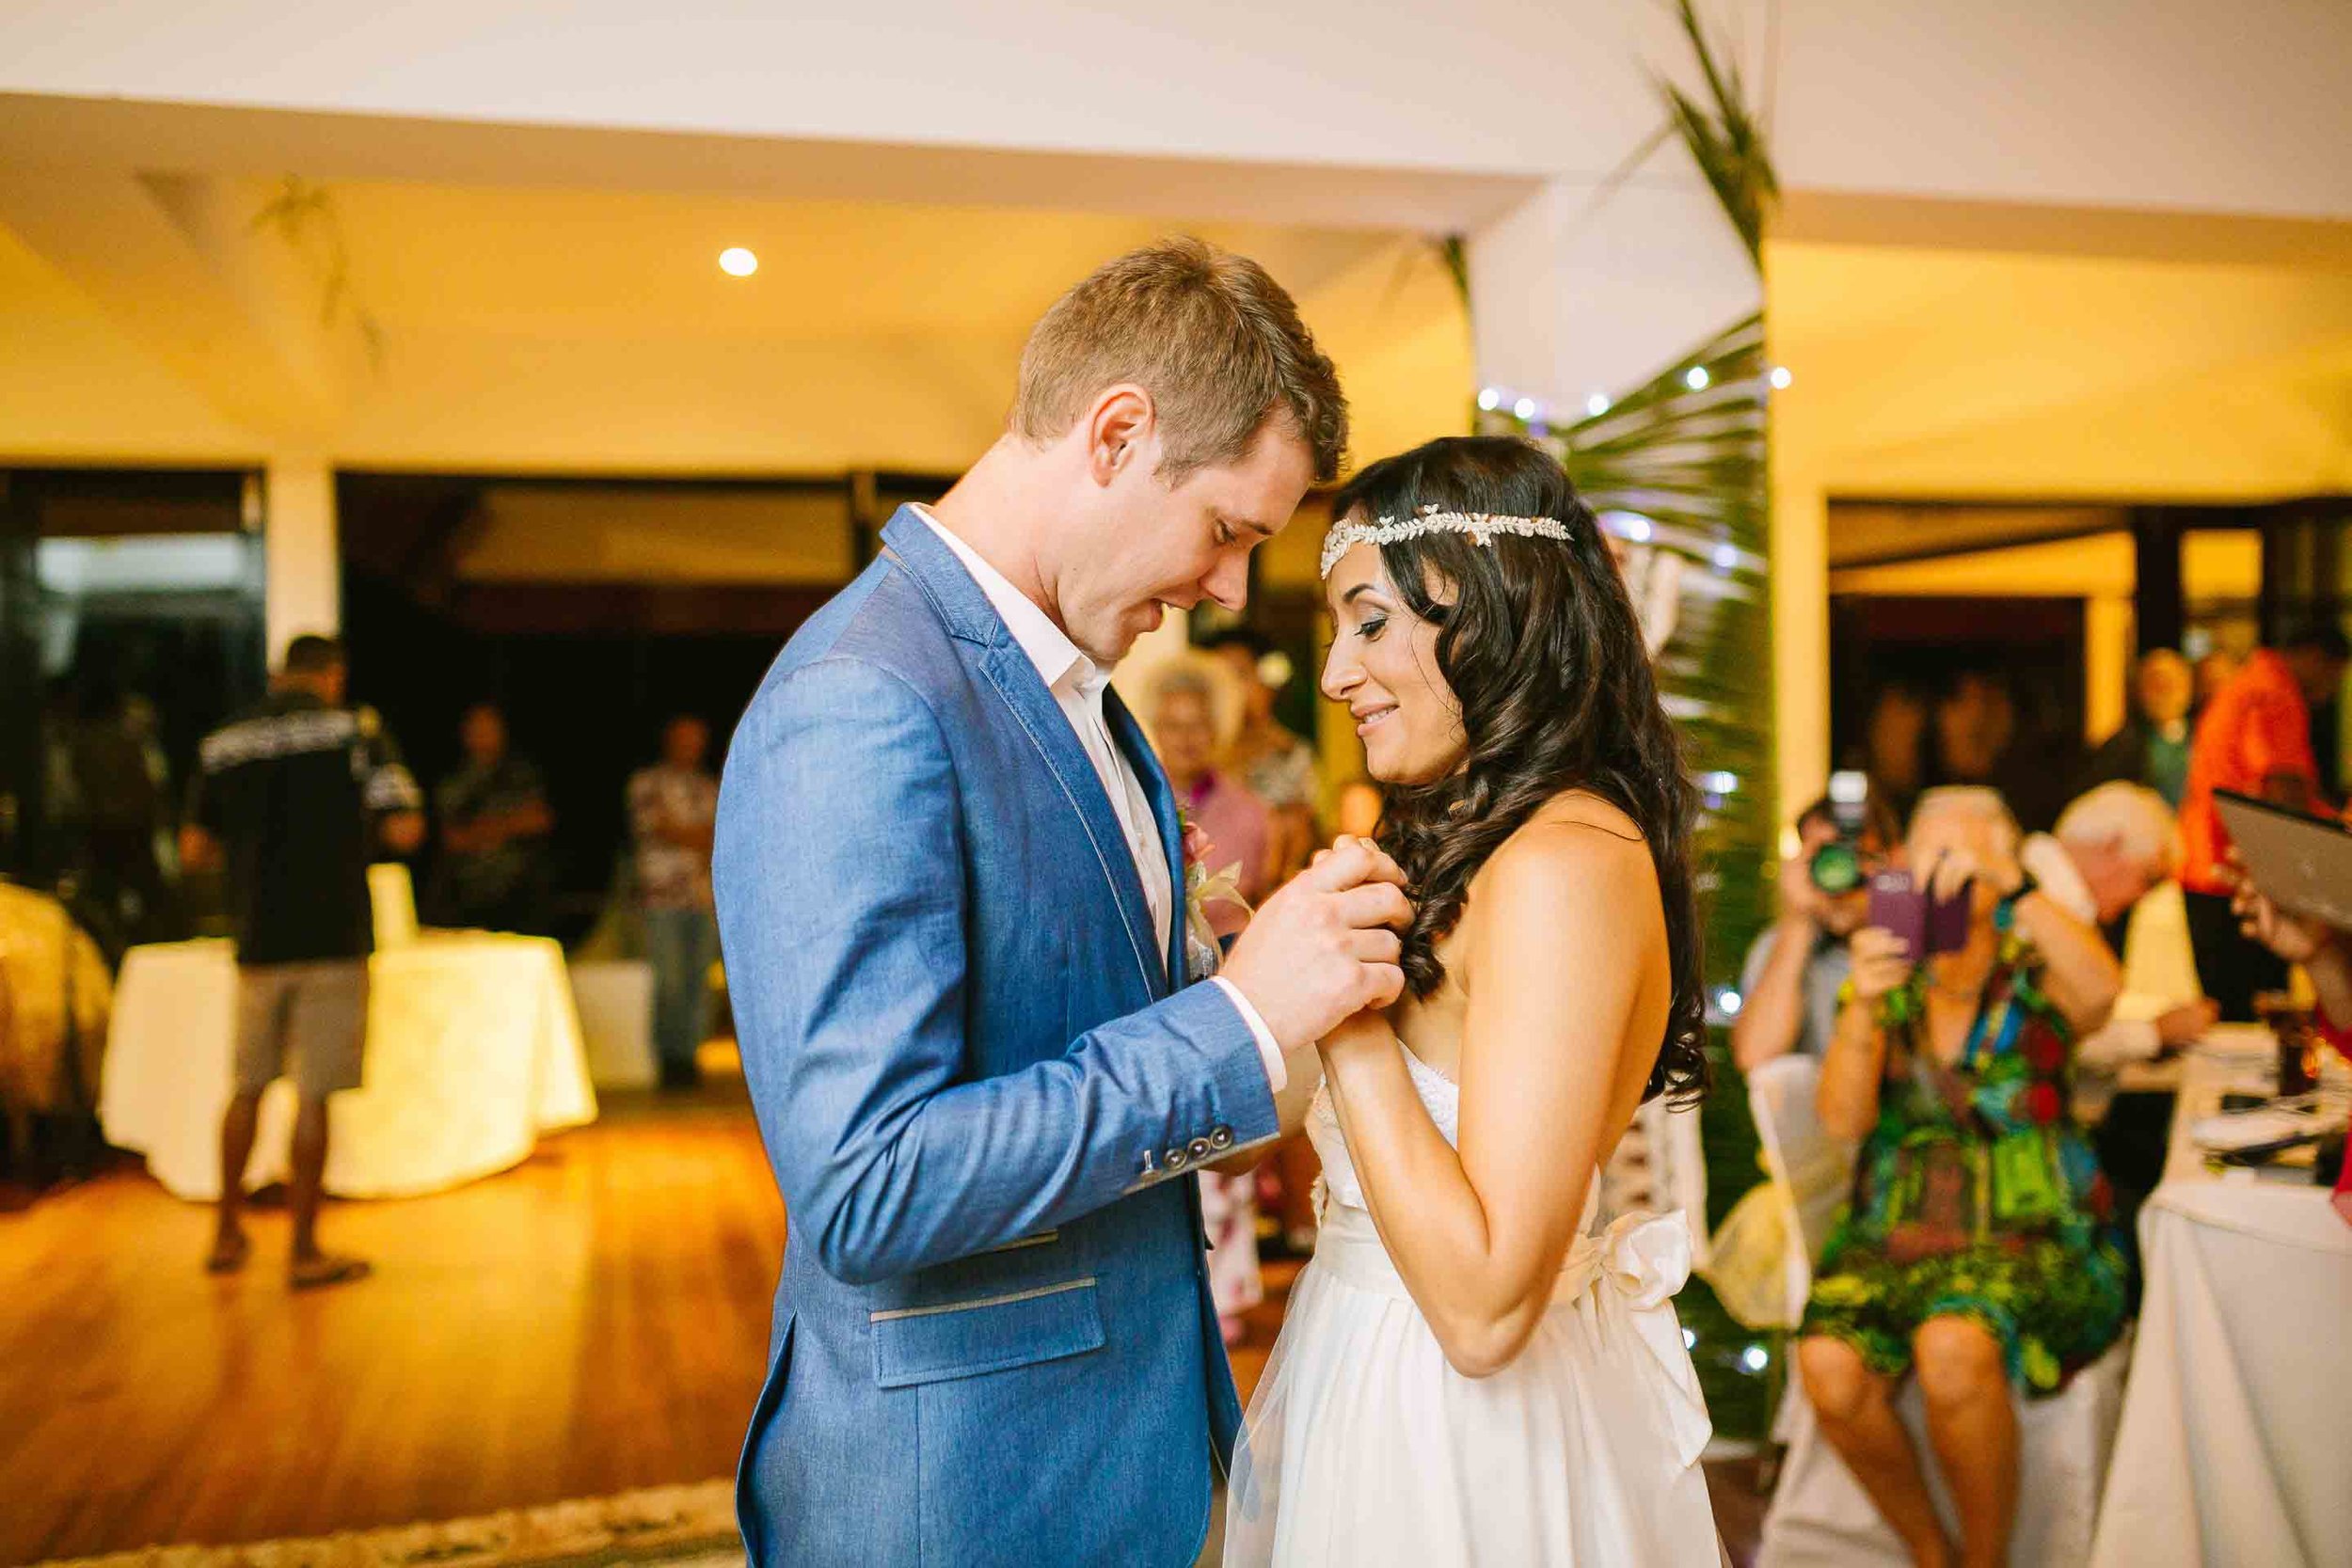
[1868,870,1973,957]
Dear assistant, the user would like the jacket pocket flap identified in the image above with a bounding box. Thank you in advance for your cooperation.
[870,1277,1104,1389]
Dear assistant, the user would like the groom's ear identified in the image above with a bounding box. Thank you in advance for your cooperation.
[1084,384,1157,486]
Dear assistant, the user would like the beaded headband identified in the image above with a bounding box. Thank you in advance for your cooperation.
[1319,505,1575,579]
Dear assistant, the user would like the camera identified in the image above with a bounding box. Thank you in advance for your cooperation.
[1809,769,1872,894]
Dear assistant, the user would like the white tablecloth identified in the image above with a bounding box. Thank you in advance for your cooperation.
[2090,1045,2352,1568]
[567,958,656,1089]
[100,935,597,1200]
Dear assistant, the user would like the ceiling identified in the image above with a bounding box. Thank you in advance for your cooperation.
[1772,240,2352,505]
[325,183,1404,343]
[0,169,1474,474]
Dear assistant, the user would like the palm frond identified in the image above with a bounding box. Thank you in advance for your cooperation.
[1478,313,1777,995]
[1659,0,1779,265]
[248,176,387,372]
[1433,234,1471,320]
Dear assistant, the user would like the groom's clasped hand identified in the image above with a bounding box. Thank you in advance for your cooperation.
[1216,834,1412,1053]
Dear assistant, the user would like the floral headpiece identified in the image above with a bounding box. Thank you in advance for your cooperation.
[1319,505,1576,579]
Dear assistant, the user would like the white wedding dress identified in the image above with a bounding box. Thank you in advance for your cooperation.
[1224,1045,1722,1565]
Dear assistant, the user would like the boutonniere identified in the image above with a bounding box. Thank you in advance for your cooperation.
[1180,808,1252,981]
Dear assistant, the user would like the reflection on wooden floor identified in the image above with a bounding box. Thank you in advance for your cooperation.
[0,1080,1764,1565]
[0,1085,783,1566]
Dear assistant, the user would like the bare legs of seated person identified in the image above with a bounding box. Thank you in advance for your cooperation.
[1798,1318,2019,1568]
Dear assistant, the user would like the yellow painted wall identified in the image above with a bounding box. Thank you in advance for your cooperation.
[1769,239,2352,813]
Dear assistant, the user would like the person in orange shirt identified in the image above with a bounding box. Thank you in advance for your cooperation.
[2176,623,2349,1019]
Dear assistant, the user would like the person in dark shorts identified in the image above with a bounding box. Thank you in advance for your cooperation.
[182,635,424,1289]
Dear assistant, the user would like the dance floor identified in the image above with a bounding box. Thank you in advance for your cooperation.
[0,1083,782,1565]
[0,1074,1764,1565]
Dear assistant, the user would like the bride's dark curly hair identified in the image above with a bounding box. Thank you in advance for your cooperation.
[1330,436,1708,1107]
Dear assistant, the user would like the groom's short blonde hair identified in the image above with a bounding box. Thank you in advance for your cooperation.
[1011,237,1348,484]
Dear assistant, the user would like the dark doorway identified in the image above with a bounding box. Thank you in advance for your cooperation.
[336,471,947,942]
[1831,594,2088,833]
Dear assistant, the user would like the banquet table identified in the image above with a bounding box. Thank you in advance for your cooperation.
[100,934,597,1200]
[2089,1036,2352,1568]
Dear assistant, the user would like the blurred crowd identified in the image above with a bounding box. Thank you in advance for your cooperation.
[4,624,1356,1288]
[1726,623,2351,1560]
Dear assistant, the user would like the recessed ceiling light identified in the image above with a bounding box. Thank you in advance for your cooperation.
[719,247,758,277]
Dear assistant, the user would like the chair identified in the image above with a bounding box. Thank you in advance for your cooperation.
[1597,1092,1710,1268]
[1745,1053,1854,1310]
[1758,1334,2131,1568]
[567,959,658,1088]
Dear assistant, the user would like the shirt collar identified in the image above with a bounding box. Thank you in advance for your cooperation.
[911,504,1097,698]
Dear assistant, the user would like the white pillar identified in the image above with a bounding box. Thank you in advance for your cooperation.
[2085,594,2136,743]
[262,454,339,661]
[1771,467,1832,816]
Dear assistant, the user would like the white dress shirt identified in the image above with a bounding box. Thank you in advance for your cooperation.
[912,507,1286,1091]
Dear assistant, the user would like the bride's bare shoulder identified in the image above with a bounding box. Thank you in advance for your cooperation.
[1464,790,1656,921]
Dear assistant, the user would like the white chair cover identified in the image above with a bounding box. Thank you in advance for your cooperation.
[1759,1333,2131,1568]
[1598,1094,1711,1270]
[1745,1053,1854,1275]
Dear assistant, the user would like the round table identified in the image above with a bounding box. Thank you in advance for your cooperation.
[2090,1040,2352,1568]
[101,934,598,1200]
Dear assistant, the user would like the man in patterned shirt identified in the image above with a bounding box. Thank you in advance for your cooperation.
[183,635,423,1288]
[628,714,721,1089]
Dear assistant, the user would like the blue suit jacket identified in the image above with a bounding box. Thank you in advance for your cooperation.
[714,508,1283,1567]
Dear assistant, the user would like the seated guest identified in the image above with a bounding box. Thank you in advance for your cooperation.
[432,702,555,934]
[2037,784,2216,1230]
[1144,656,1272,1342]
[1146,657,1273,940]
[2231,869,2352,1062]
[1200,627,1319,882]
[1800,787,2128,1568]
[1731,787,1900,1071]
[2231,871,2352,1227]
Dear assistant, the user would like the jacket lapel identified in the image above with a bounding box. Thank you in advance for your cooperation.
[1104,686,1185,990]
[880,509,1164,997]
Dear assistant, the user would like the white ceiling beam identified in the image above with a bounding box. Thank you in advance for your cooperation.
[0,93,1539,236]
[0,163,353,439]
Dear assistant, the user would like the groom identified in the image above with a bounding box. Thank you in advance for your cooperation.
[714,239,1409,1566]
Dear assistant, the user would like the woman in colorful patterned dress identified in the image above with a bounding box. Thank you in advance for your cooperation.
[1799,787,2130,1568]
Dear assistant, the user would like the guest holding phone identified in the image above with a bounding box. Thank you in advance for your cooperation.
[1799,787,2127,1568]
[2230,860,2352,1064]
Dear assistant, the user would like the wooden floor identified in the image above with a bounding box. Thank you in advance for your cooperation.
[0,1085,785,1565]
[0,1081,1766,1565]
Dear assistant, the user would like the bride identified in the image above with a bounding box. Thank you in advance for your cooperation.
[1223,435,1722,1564]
